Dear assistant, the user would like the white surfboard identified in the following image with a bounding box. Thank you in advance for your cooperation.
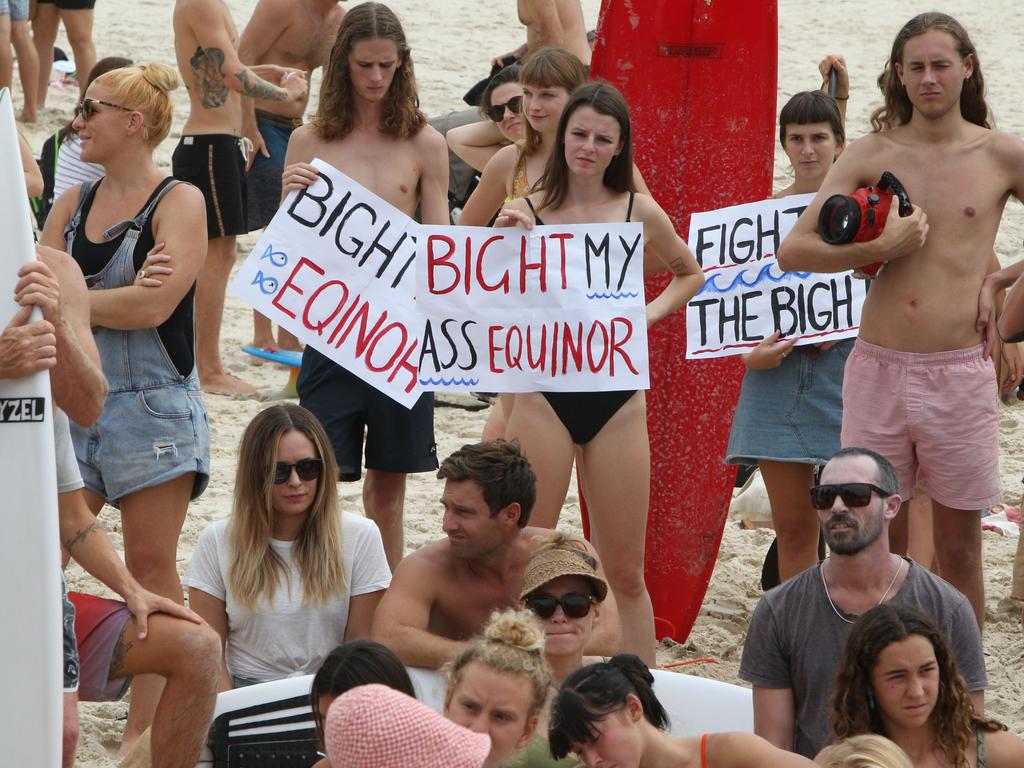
[0,88,62,766]
[196,666,752,765]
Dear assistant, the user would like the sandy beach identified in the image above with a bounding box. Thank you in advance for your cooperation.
[12,0,1023,763]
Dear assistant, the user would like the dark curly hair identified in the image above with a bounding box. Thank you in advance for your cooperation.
[871,12,990,132]
[314,2,426,141]
[831,604,1003,768]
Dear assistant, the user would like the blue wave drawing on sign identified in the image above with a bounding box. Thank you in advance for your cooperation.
[586,291,640,300]
[698,263,812,295]
[419,377,481,387]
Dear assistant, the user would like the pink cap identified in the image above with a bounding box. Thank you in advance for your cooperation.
[325,684,492,768]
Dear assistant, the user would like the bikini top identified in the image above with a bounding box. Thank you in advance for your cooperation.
[700,733,710,768]
[977,728,987,768]
[510,146,531,200]
[523,191,635,226]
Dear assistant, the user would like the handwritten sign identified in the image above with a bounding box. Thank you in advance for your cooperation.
[416,223,649,392]
[684,194,868,359]
[229,159,424,407]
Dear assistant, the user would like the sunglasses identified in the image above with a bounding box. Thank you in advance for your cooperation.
[74,97,134,120]
[486,95,523,122]
[525,592,595,619]
[273,458,324,484]
[809,482,891,510]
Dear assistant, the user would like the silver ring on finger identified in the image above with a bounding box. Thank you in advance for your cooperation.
[137,268,147,280]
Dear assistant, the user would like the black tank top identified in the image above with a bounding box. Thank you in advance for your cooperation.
[72,178,196,377]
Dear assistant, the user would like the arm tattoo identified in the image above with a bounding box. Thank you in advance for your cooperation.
[236,69,288,102]
[64,521,100,554]
[190,45,230,108]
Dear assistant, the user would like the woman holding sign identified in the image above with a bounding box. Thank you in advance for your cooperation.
[496,82,704,664]
[725,60,850,589]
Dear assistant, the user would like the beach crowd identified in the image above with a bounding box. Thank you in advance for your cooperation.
[3,1,1024,766]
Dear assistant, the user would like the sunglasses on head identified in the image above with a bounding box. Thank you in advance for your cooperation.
[809,482,891,510]
[74,97,133,120]
[273,458,324,484]
[486,95,523,122]
[525,592,595,619]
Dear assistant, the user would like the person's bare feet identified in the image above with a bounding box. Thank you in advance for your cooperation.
[200,370,259,396]
[250,335,278,350]
[276,328,303,352]
[17,109,37,124]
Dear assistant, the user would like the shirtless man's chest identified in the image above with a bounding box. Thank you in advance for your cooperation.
[302,127,424,216]
[428,561,525,640]
[250,2,342,117]
[852,131,1014,351]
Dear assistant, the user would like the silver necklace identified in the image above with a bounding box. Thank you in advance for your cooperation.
[820,557,904,624]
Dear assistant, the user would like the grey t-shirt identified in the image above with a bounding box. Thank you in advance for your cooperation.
[738,558,986,758]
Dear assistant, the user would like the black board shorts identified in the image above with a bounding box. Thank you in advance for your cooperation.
[297,347,437,481]
[38,0,96,9]
[171,134,248,239]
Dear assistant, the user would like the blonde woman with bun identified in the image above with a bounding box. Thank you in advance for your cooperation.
[818,735,911,768]
[445,609,552,768]
[40,62,211,755]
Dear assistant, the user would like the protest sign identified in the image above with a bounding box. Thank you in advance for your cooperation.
[416,222,649,392]
[229,158,424,407]
[684,194,868,359]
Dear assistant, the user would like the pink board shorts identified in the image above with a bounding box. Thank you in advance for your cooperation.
[68,592,133,702]
[840,338,1001,510]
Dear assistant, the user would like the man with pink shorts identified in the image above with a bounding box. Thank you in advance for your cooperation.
[779,12,1024,628]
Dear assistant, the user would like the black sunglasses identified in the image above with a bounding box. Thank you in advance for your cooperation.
[74,97,133,120]
[486,95,523,122]
[525,592,595,619]
[273,458,324,484]
[809,482,891,510]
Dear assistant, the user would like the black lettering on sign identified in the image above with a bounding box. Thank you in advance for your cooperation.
[0,397,46,423]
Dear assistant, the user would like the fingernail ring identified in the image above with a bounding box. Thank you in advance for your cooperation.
[137,268,146,280]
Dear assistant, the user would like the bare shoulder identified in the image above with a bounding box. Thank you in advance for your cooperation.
[986,728,1024,761]
[288,124,322,159]
[159,181,207,217]
[398,538,453,573]
[489,142,520,170]
[413,123,448,156]
[986,128,1024,160]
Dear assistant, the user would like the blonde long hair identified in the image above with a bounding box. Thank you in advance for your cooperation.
[228,405,346,611]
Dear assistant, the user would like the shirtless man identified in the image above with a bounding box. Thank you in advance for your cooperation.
[5,250,220,767]
[281,1,447,568]
[238,0,345,351]
[493,0,591,68]
[172,0,308,394]
[777,12,1024,628]
[371,440,620,668]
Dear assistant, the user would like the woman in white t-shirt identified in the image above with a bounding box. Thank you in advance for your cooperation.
[184,404,392,689]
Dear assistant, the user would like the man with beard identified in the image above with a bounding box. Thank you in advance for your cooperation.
[738,447,985,759]
[371,439,620,668]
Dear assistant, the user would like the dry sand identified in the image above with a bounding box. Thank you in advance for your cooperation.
[11,0,1023,764]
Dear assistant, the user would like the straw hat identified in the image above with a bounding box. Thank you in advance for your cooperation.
[519,535,609,601]
[325,684,492,768]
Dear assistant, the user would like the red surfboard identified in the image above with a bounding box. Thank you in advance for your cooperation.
[586,0,778,641]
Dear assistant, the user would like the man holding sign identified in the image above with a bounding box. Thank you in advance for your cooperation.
[281,2,448,568]
[778,12,1024,629]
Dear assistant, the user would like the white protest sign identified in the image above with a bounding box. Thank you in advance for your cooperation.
[416,223,649,392]
[684,194,868,359]
[229,159,423,407]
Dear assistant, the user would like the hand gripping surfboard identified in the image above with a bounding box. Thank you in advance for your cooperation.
[0,88,62,765]
[587,1,778,641]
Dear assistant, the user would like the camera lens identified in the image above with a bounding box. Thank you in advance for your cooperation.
[818,194,862,245]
